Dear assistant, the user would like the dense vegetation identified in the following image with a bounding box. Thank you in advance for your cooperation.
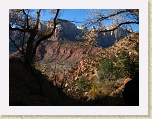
[63,32,139,105]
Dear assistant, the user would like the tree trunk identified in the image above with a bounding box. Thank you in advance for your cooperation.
[25,33,35,63]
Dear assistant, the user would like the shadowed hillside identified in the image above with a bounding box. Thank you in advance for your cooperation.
[9,57,125,106]
[9,32,139,106]
[56,32,139,105]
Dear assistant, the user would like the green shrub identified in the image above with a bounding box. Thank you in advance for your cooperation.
[88,84,100,100]
[96,50,138,82]
[76,77,91,92]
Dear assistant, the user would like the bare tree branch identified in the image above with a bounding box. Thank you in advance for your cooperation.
[9,36,23,54]
[85,9,139,31]
[35,9,41,30]
[9,24,32,33]
[10,9,60,63]
[98,21,139,33]
[95,10,131,24]
[21,31,26,52]
[31,9,60,59]
[22,9,29,29]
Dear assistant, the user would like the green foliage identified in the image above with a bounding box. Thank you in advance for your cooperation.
[96,50,138,82]
[76,77,91,92]
[87,79,115,100]
[88,85,100,100]
[97,55,117,81]
[101,80,115,94]
[117,51,139,78]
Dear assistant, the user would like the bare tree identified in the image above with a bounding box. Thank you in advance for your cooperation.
[84,9,139,33]
[79,27,98,46]
[9,9,60,64]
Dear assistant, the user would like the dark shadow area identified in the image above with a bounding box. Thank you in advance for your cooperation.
[122,48,139,106]
[9,57,130,106]
[122,71,139,106]
[36,44,47,60]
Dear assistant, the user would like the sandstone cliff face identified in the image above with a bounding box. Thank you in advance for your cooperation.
[39,19,132,48]
[97,27,131,48]
[9,19,132,54]
[34,41,103,80]
[35,41,102,64]
[46,19,83,41]
[48,20,132,48]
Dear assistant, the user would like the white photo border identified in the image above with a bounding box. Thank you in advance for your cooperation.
[0,0,148,115]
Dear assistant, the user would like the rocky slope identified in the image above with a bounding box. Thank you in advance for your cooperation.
[9,18,138,106]
[10,32,138,105]
[9,57,85,106]
[57,32,139,104]
[34,41,102,80]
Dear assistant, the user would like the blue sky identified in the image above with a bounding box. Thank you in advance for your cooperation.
[40,9,89,26]
[40,9,139,32]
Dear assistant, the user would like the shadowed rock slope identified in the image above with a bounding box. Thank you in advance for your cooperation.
[58,32,139,105]
[9,32,139,106]
[34,41,102,80]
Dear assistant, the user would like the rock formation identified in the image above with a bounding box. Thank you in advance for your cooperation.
[9,18,132,54]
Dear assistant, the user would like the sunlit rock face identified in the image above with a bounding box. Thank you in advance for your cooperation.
[35,41,102,65]
[40,19,83,42]
[9,18,132,54]
[46,19,132,48]
[97,27,132,48]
